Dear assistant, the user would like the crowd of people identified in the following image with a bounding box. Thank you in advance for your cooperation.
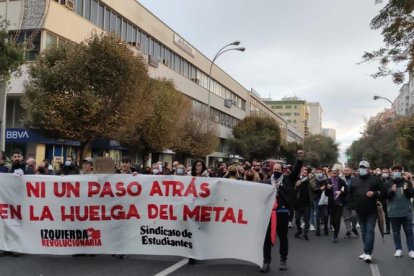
[0,149,413,273]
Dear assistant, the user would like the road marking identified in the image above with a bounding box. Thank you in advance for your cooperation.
[153,258,188,276]
[370,264,381,276]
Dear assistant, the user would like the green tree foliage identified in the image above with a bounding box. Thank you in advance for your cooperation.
[303,135,339,168]
[22,33,149,157]
[346,116,413,169]
[172,108,219,158]
[126,78,191,163]
[396,114,414,168]
[279,142,302,165]
[362,0,414,83]
[229,116,281,160]
[0,27,24,81]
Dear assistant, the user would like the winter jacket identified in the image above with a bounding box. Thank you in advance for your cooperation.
[385,178,414,218]
[347,174,383,215]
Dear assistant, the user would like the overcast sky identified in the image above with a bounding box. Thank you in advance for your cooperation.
[138,0,401,163]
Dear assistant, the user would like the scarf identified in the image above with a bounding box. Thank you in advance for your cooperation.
[271,174,284,194]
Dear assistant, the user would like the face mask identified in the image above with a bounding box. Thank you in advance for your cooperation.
[382,173,389,178]
[273,172,282,178]
[38,168,45,174]
[176,168,184,175]
[246,175,254,181]
[359,168,368,176]
[392,172,401,179]
[229,171,236,176]
[152,169,159,175]
[65,161,72,166]
[315,173,324,179]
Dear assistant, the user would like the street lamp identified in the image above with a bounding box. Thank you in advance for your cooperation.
[0,0,10,151]
[207,43,245,116]
[373,95,395,116]
[373,95,394,106]
[205,41,245,167]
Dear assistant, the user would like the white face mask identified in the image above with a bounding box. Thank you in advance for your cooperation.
[359,168,368,176]
[152,169,159,175]
[65,161,72,166]
[176,168,185,175]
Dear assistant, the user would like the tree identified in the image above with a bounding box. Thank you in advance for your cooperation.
[229,116,281,161]
[396,114,414,169]
[345,116,410,169]
[303,135,339,168]
[125,78,191,164]
[362,0,414,83]
[22,33,149,158]
[279,141,302,165]
[0,28,24,81]
[172,108,219,158]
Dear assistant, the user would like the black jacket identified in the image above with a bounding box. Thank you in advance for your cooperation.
[265,159,303,211]
[57,165,80,175]
[348,174,383,215]
[292,176,312,208]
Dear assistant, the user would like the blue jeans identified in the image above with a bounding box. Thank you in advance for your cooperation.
[390,216,414,251]
[357,213,377,255]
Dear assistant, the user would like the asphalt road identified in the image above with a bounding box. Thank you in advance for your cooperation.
[0,225,412,276]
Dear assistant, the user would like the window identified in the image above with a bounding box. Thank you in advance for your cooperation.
[127,23,133,42]
[285,105,292,109]
[90,0,98,24]
[116,16,122,35]
[121,20,127,40]
[104,9,110,31]
[110,11,116,32]
[75,0,83,15]
[141,34,149,55]
[98,4,104,28]
[45,32,58,49]
[84,0,91,20]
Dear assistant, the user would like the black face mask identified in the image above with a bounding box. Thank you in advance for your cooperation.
[273,172,282,178]
[229,171,237,176]
[246,176,254,181]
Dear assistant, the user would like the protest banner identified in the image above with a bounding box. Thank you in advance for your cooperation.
[0,174,275,265]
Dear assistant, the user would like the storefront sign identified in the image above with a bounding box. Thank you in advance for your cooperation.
[173,34,196,58]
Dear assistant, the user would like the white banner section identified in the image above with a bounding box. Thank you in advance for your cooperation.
[0,174,275,265]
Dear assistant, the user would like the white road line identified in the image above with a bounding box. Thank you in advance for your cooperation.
[153,258,188,276]
[370,264,381,276]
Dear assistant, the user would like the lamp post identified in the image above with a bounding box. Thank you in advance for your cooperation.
[205,41,245,167]
[373,95,394,106]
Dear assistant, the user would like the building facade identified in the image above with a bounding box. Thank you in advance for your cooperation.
[1,0,298,167]
[263,96,309,137]
[393,83,413,117]
[306,102,323,135]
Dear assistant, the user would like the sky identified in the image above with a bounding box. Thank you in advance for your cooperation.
[137,0,401,163]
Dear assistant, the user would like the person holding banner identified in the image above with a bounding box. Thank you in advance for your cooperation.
[0,151,9,173]
[260,150,304,273]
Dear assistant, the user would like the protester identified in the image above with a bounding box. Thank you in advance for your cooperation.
[81,157,94,174]
[310,167,329,236]
[380,167,392,234]
[57,156,80,175]
[260,150,304,273]
[348,161,383,263]
[0,151,9,173]
[293,167,312,241]
[342,166,359,238]
[25,157,36,175]
[325,168,347,243]
[9,149,26,174]
[385,164,414,258]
